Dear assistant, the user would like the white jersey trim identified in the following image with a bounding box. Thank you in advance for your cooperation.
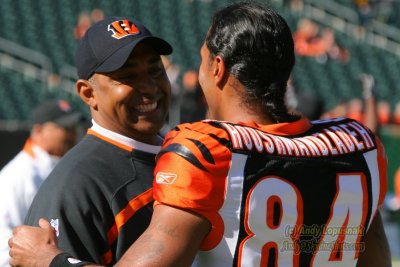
[91,119,162,154]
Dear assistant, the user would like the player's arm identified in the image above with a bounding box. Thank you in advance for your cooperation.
[9,204,210,267]
[115,204,210,267]
[356,210,391,267]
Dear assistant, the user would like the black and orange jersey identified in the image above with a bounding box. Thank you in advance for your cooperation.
[153,117,387,267]
[25,125,160,266]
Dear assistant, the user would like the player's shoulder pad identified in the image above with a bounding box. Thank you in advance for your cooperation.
[163,120,231,145]
[156,120,232,171]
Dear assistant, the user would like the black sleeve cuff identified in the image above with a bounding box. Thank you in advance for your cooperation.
[50,252,93,267]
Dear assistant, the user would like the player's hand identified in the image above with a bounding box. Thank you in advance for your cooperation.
[8,218,62,267]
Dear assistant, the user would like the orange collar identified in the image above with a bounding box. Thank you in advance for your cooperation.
[22,138,36,158]
[239,118,312,136]
[87,128,133,152]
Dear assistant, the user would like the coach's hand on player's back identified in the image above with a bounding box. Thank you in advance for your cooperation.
[9,218,61,267]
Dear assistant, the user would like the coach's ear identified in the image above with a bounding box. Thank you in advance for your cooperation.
[76,79,97,110]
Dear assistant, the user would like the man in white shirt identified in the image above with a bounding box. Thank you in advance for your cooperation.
[0,99,82,266]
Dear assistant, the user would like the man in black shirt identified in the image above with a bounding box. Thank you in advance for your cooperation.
[22,16,173,265]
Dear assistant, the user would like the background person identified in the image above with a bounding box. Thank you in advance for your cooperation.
[179,69,207,123]
[0,99,83,266]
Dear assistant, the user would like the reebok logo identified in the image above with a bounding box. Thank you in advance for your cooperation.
[156,172,177,184]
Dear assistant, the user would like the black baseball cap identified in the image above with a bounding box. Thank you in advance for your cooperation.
[31,99,83,128]
[75,16,173,80]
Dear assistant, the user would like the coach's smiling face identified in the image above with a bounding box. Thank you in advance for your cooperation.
[77,42,171,145]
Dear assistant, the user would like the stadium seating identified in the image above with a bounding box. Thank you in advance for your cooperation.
[0,0,399,121]
[330,0,400,28]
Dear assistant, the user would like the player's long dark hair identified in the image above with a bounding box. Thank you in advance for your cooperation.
[205,1,299,122]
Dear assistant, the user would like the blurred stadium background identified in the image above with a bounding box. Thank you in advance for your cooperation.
[0,0,400,262]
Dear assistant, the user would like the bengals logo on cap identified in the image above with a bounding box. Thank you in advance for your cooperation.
[108,20,140,39]
[58,99,72,112]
